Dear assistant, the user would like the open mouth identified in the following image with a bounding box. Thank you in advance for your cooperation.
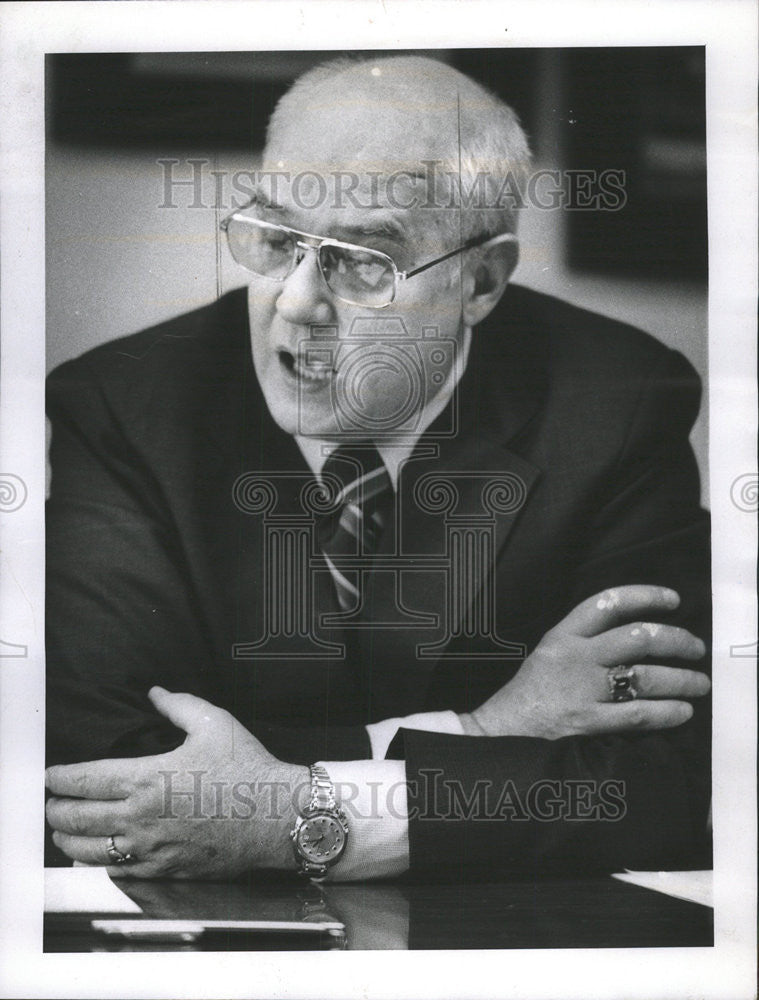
[279,349,334,384]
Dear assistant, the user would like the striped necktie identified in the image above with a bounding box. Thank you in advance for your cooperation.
[318,444,393,612]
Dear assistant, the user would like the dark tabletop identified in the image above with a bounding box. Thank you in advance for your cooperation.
[44,871,713,952]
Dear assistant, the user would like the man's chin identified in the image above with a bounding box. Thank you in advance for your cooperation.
[266,401,340,441]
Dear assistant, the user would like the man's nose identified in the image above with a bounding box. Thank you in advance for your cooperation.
[274,247,334,326]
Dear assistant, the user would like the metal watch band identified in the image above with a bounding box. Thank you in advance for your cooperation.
[290,764,348,879]
[309,764,336,812]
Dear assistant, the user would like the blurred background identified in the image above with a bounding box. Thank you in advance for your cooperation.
[46,48,708,496]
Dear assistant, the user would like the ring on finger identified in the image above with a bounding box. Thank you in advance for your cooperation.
[106,834,135,864]
[607,665,638,702]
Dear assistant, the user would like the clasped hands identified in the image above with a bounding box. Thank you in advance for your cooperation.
[46,584,709,879]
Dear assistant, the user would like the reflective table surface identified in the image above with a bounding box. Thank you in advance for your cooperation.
[44,871,713,951]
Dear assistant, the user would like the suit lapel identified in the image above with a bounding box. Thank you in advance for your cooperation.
[190,292,345,666]
[352,290,548,718]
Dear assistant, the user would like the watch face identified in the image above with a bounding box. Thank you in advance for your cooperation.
[297,812,346,864]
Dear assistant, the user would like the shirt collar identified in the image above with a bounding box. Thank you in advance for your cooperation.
[294,326,472,489]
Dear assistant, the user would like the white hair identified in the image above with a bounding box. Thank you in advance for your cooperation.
[266,54,532,240]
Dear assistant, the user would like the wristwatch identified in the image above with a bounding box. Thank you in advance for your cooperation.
[290,764,349,880]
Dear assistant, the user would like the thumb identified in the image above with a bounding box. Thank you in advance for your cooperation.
[148,686,228,736]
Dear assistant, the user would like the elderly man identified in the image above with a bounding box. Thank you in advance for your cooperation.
[45,55,711,882]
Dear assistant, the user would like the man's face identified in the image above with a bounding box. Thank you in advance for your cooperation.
[245,88,468,441]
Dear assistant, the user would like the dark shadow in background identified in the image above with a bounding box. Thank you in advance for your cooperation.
[47,48,706,281]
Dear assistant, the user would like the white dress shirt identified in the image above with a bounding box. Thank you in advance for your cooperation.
[291,328,472,879]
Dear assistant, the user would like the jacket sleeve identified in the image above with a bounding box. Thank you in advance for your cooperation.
[45,359,371,768]
[389,347,711,880]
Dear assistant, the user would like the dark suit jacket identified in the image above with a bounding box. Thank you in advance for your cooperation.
[46,283,711,879]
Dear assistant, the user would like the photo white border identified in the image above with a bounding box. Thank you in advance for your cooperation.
[1,2,756,998]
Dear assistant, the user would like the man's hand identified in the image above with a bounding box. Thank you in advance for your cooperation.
[460,585,710,739]
[46,687,309,879]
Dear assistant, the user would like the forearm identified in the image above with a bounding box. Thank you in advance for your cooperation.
[46,668,374,766]
[390,725,711,881]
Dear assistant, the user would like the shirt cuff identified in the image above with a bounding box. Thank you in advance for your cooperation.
[366,710,464,760]
[316,759,410,881]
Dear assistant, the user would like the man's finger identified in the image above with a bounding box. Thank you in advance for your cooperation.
[148,686,232,736]
[51,830,139,866]
[556,585,680,638]
[594,623,706,665]
[585,699,694,733]
[624,664,711,700]
[45,759,135,799]
[46,796,129,837]
[607,699,694,730]
[103,863,157,880]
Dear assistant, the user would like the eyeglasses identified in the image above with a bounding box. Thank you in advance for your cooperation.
[220,210,515,309]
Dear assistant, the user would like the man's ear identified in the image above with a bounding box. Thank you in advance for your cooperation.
[461,235,519,328]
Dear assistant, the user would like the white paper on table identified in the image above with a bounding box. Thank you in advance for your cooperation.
[44,867,143,914]
[612,870,713,909]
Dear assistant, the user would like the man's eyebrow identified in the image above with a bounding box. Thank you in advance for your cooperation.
[247,186,408,242]
[335,217,407,243]
[249,186,285,212]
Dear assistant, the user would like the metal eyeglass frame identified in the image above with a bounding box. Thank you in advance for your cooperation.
[220,212,516,309]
